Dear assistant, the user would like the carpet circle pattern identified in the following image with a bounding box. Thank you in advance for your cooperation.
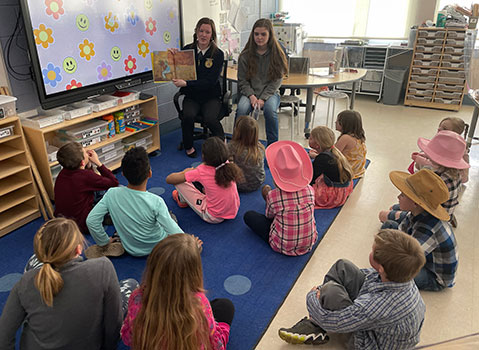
[0,273,23,292]
[223,275,252,296]
[147,186,165,196]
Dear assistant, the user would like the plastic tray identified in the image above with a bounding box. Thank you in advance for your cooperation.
[412,68,438,75]
[439,70,465,78]
[61,102,93,120]
[408,88,433,96]
[444,47,464,54]
[414,53,441,60]
[417,37,444,45]
[418,30,446,38]
[122,133,153,151]
[98,147,124,164]
[415,45,442,53]
[95,139,124,156]
[0,125,14,139]
[0,95,17,119]
[446,38,464,45]
[407,95,432,102]
[103,152,124,169]
[410,75,436,83]
[434,97,460,105]
[440,61,464,68]
[51,164,62,183]
[437,83,464,92]
[446,31,465,39]
[62,120,109,141]
[409,81,434,89]
[438,76,465,84]
[413,60,439,67]
[442,54,465,61]
[435,91,462,99]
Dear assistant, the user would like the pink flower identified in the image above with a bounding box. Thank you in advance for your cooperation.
[124,55,137,74]
[45,0,64,20]
[145,17,157,36]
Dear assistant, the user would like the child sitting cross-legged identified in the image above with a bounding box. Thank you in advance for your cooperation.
[86,147,185,257]
[166,136,244,223]
[278,229,426,349]
[54,142,119,234]
[228,115,265,192]
[244,140,317,256]
[388,168,458,291]
[308,126,354,209]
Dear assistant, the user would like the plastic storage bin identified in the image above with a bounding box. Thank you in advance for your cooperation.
[435,91,462,99]
[0,125,14,139]
[446,31,465,39]
[411,75,436,82]
[46,144,59,163]
[61,120,108,141]
[440,61,464,68]
[418,30,446,38]
[0,95,17,119]
[413,60,439,67]
[51,164,62,183]
[437,83,464,92]
[414,53,441,60]
[415,46,442,53]
[409,81,434,89]
[434,97,460,104]
[417,38,444,45]
[444,47,463,54]
[438,76,465,84]
[439,70,465,78]
[98,147,124,165]
[406,95,432,102]
[412,68,437,75]
[408,88,433,96]
[95,139,123,156]
[122,133,153,151]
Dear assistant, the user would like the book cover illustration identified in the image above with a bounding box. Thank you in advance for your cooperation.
[151,50,197,82]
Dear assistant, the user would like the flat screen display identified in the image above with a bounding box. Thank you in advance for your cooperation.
[20,0,182,108]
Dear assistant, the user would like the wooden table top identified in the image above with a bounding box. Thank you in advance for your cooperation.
[226,67,367,88]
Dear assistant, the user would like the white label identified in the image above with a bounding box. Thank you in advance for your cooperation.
[90,127,101,136]
[0,128,12,138]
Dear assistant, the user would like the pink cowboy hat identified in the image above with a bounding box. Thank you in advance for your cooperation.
[265,141,313,192]
[417,130,470,169]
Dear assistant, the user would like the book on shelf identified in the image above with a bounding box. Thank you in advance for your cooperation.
[151,50,197,82]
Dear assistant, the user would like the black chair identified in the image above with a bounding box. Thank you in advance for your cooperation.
[174,59,232,150]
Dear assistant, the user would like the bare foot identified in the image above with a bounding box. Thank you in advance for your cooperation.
[378,210,389,223]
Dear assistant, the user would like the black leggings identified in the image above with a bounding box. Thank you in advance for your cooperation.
[243,210,273,243]
[210,298,235,326]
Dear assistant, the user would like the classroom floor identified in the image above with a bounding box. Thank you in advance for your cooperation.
[222,94,479,349]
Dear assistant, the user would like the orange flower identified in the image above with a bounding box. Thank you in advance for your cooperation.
[104,12,119,33]
[33,24,54,48]
[79,39,95,61]
[137,40,150,58]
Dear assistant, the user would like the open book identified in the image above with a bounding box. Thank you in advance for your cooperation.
[151,50,197,82]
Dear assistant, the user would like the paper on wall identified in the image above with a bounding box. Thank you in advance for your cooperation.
[233,6,248,32]
[228,0,239,25]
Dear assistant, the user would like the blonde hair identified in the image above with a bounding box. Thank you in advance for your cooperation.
[33,218,85,307]
[310,126,353,183]
[439,117,465,135]
[132,234,211,350]
[373,229,426,283]
[230,116,264,164]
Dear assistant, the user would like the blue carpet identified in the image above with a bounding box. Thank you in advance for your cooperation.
[0,128,367,350]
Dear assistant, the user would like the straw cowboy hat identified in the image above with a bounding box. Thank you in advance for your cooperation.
[265,141,313,192]
[417,130,469,169]
[389,169,449,221]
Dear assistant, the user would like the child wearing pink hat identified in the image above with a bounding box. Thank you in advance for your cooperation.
[379,130,470,229]
[243,141,317,256]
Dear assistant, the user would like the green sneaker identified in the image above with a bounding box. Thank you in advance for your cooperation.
[278,317,329,345]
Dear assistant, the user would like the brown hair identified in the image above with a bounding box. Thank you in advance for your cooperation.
[310,126,353,183]
[439,117,466,135]
[56,142,84,170]
[337,110,366,143]
[373,229,426,283]
[242,18,288,81]
[193,17,218,57]
[202,137,244,188]
[131,234,211,350]
[33,218,85,307]
[230,116,265,165]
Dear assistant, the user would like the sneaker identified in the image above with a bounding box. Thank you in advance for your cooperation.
[278,317,329,345]
[172,190,188,208]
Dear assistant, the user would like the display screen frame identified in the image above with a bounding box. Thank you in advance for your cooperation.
[19,0,183,110]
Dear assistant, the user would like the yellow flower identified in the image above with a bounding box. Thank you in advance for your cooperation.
[79,39,95,61]
[104,12,119,33]
[137,39,150,58]
[34,24,54,49]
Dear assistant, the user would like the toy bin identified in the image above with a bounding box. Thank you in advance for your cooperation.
[95,139,123,156]
[61,119,108,141]
[122,133,153,151]
[0,95,17,119]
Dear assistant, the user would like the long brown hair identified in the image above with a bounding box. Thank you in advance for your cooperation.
[202,136,244,188]
[33,218,85,307]
[192,17,218,57]
[310,126,353,183]
[242,18,288,81]
[131,234,211,350]
[230,116,265,164]
[337,110,366,143]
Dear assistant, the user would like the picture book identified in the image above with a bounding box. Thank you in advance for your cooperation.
[151,50,197,82]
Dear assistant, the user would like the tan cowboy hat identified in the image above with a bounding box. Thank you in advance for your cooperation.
[266,141,313,192]
[389,169,449,221]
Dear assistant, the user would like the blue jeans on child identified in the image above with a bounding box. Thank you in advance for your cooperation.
[414,267,444,291]
[235,94,280,145]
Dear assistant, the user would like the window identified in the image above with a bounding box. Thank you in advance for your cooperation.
[281,0,411,39]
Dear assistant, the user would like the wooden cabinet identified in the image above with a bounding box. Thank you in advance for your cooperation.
[0,116,41,237]
[404,27,466,111]
[23,97,160,200]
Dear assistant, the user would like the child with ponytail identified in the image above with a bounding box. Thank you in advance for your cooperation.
[0,218,125,350]
[121,234,235,350]
[309,126,354,208]
[167,136,244,223]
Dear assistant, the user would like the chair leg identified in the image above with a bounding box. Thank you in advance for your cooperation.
[290,103,294,140]
[296,100,300,135]
[326,98,331,127]
[312,94,319,129]
[331,99,336,129]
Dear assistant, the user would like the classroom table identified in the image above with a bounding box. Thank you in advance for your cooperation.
[227,66,367,137]
[466,93,479,148]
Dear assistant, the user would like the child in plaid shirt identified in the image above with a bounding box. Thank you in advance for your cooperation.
[244,141,317,256]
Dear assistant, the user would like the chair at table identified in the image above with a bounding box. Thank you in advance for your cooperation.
[311,89,349,129]
[174,60,232,150]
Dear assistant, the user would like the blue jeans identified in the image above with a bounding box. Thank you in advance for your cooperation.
[235,94,280,145]
[414,266,444,291]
